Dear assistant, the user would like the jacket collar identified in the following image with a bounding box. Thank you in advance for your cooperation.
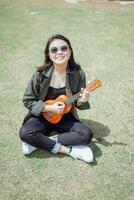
[41,64,53,78]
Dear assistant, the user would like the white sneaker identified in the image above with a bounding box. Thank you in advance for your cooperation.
[69,145,93,163]
[22,142,37,155]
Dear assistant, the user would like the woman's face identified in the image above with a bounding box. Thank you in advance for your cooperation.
[49,39,71,66]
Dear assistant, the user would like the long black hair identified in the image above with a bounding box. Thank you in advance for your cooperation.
[37,34,80,71]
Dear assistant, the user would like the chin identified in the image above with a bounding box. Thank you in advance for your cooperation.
[56,60,67,65]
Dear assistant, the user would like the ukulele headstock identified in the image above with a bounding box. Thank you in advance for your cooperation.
[85,79,102,92]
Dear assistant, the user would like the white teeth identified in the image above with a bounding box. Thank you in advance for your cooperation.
[57,57,64,59]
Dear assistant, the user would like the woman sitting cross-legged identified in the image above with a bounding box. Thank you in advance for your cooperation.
[19,34,93,163]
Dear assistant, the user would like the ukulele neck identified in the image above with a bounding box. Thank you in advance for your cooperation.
[64,91,81,105]
[64,79,102,105]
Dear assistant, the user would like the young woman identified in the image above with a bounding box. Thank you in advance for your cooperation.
[19,34,93,163]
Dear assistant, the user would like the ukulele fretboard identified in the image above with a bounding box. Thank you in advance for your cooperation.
[64,91,82,105]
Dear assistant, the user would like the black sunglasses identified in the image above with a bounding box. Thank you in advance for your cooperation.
[50,45,69,54]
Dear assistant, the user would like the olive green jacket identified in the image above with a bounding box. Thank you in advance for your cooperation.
[23,64,90,122]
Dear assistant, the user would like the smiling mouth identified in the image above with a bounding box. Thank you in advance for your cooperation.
[56,56,65,59]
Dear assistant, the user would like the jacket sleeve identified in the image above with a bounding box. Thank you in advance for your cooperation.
[23,73,45,116]
[76,69,90,110]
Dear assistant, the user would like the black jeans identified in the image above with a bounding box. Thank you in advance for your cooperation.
[19,113,93,153]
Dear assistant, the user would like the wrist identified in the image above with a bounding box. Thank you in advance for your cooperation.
[42,104,52,112]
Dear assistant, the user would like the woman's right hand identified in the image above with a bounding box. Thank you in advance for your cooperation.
[42,102,65,114]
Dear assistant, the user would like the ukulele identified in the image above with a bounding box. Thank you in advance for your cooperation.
[42,79,102,124]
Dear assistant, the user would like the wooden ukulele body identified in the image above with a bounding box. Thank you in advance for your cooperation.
[42,79,102,124]
[42,95,72,124]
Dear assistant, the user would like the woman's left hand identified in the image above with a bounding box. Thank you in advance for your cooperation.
[78,88,90,103]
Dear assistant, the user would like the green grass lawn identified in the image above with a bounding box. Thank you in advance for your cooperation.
[0,0,134,199]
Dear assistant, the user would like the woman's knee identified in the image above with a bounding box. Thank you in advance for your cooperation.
[82,127,93,143]
[19,117,39,142]
[19,127,29,142]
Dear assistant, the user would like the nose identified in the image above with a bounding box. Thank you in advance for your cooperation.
[57,49,63,54]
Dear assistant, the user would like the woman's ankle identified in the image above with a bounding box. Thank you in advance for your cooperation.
[58,145,71,155]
